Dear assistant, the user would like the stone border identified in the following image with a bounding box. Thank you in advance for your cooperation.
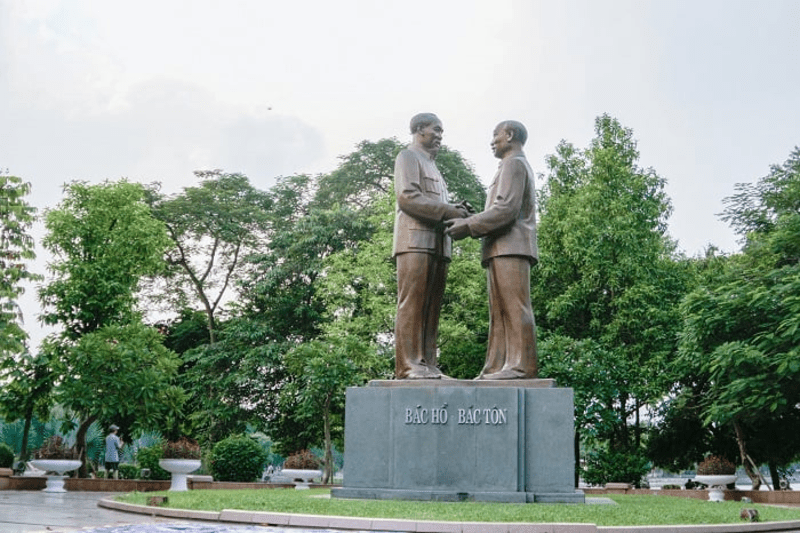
[99,497,800,533]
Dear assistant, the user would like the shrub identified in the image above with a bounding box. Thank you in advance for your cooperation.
[136,445,170,480]
[661,484,682,490]
[0,443,14,468]
[210,435,267,482]
[34,436,79,459]
[118,463,140,480]
[162,436,201,459]
[284,449,321,470]
[582,448,650,488]
[696,455,736,475]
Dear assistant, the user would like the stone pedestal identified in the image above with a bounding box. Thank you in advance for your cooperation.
[332,379,584,503]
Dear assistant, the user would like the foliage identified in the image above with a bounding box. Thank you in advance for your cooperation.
[163,436,201,459]
[673,146,800,487]
[210,435,267,482]
[283,449,321,470]
[117,490,800,526]
[696,455,736,475]
[136,445,170,480]
[34,435,78,460]
[39,179,170,339]
[0,442,14,468]
[178,324,287,446]
[0,174,42,357]
[582,447,651,488]
[0,351,54,462]
[47,323,186,437]
[280,334,386,482]
[149,171,273,343]
[117,463,140,479]
[533,115,688,475]
[160,308,210,355]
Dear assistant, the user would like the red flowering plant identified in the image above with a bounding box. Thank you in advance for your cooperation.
[162,436,201,459]
[696,455,736,475]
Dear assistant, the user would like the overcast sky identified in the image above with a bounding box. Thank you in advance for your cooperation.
[3,0,800,349]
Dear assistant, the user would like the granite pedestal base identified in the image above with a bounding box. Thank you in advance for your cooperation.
[332,380,584,504]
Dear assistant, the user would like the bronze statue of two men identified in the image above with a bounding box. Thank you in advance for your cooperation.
[393,112,538,380]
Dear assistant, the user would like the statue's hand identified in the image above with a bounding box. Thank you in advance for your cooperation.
[459,199,476,215]
[444,218,471,240]
[444,204,469,220]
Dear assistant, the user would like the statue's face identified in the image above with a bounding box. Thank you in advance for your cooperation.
[417,120,443,156]
[491,125,512,159]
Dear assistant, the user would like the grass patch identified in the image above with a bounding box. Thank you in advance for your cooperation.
[117,489,800,526]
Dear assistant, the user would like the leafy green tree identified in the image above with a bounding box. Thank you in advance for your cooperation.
[38,179,174,475]
[0,351,53,464]
[0,173,45,463]
[533,115,689,483]
[40,180,171,339]
[150,171,273,343]
[0,174,42,356]
[45,322,185,475]
[675,146,800,488]
[282,334,388,483]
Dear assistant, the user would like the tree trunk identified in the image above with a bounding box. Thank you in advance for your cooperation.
[20,404,33,465]
[769,461,781,489]
[733,419,761,490]
[76,415,97,478]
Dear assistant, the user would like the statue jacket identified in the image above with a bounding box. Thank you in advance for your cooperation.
[392,145,453,260]
[465,151,538,267]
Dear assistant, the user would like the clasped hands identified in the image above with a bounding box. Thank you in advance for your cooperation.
[444,200,475,240]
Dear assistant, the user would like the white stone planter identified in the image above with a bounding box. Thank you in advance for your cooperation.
[159,459,201,491]
[695,474,737,502]
[281,468,321,489]
[29,459,82,493]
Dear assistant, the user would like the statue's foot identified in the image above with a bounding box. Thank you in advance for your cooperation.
[399,364,440,379]
[477,368,528,380]
[425,364,454,380]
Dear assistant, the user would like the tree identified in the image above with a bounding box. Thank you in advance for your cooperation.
[40,180,171,339]
[0,351,53,464]
[0,173,45,463]
[533,115,689,484]
[45,322,186,470]
[282,334,387,483]
[150,171,273,343]
[0,174,41,356]
[675,146,800,487]
[38,179,173,475]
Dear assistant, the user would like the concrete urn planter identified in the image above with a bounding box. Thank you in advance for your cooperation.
[281,468,321,489]
[158,459,201,491]
[29,459,82,492]
[694,474,737,502]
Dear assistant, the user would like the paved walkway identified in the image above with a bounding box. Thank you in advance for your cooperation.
[0,491,376,533]
[3,490,800,533]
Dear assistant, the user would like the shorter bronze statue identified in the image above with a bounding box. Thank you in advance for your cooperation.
[445,120,538,379]
[393,113,470,379]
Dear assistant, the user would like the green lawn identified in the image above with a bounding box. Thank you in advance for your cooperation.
[117,489,800,526]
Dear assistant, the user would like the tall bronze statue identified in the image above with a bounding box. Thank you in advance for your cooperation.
[445,120,538,379]
[393,113,470,379]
